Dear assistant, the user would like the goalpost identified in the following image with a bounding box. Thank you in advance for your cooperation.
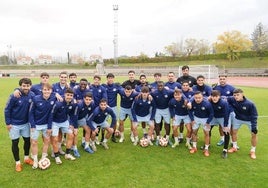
[178,65,219,84]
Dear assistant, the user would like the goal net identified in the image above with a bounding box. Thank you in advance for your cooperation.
[178,65,219,84]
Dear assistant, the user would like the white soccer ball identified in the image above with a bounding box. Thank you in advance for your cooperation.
[38,157,51,170]
[159,137,168,147]
[139,137,149,147]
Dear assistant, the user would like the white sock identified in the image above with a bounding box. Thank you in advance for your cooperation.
[24,155,29,160]
[251,146,256,152]
[32,154,38,162]
[186,137,191,144]
[85,142,90,148]
[103,138,108,143]
[193,142,197,148]
[174,136,179,143]
[142,128,147,134]
[16,161,21,165]
[166,135,169,140]
[179,133,183,138]
[73,145,77,150]
[82,137,85,143]
[221,136,224,141]
[232,142,238,148]
[205,145,209,150]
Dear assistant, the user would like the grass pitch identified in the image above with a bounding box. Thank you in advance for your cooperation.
[0,77,267,188]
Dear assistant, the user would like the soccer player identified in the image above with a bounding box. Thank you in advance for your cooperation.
[180,81,195,144]
[150,72,162,92]
[131,86,156,146]
[89,75,107,144]
[50,88,78,164]
[165,71,181,90]
[192,75,212,98]
[87,98,116,150]
[213,74,236,147]
[151,81,174,146]
[176,65,197,87]
[188,91,214,157]
[29,83,56,168]
[4,78,35,172]
[168,89,191,149]
[227,89,258,159]
[76,92,95,154]
[121,70,141,89]
[69,72,78,89]
[31,72,50,95]
[118,85,139,143]
[102,73,121,143]
[209,90,230,158]
[73,78,91,103]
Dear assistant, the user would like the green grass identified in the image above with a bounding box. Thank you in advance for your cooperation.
[0,77,268,188]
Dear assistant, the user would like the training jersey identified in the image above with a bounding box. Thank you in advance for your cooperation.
[50,100,78,129]
[77,101,96,120]
[213,84,235,97]
[227,96,258,129]
[176,75,197,87]
[168,97,189,117]
[102,83,121,108]
[192,84,212,98]
[210,98,229,127]
[151,88,174,109]
[73,87,92,102]
[189,99,214,124]
[5,90,35,125]
[52,82,68,97]
[87,106,116,131]
[131,97,156,122]
[29,93,57,128]
[118,89,139,109]
[182,90,195,100]
[165,81,181,90]
[121,79,141,89]
[89,84,107,105]
[31,83,43,95]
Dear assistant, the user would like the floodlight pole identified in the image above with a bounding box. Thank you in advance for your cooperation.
[113,4,118,66]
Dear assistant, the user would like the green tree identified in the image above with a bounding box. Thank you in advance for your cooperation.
[164,42,182,57]
[213,30,252,61]
[251,22,268,56]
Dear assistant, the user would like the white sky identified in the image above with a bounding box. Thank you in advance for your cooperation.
[0,0,268,59]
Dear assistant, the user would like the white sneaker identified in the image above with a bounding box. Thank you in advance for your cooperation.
[102,142,109,150]
[119,137,125,143]
[148,140,153,146]
[90,143,97,152]
[65,154,76,161]
[130,134,135,143]
[41,153,48,159]
[133,138,139,146]
[59,149,65,155]
[55,157,62,164]
[95,137,100,145]
[51,152,55,158]
[32,160,38,169]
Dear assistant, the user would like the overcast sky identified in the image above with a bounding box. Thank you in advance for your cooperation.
[0,0,268,59]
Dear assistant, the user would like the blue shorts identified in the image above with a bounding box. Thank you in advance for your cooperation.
[210,117,224,127]
[31,124,49,140]
[77,118,87,127]
[192,116,210,131]
[229,111,235,126]
[52,120,73,136]
[232,117,253,131]
[155,108,171,124]
[9,123,30,140]
[133,114,154,127]
[173,115,191,126]
[92,121,109,129]
[119,107,133,121]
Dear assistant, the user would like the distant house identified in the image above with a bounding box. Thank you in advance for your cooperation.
[38,55,52,64]
[71,55,84,64]
[89,54,103,64]
[16,56,32,65]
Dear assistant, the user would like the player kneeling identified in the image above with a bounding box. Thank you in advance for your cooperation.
[131,86,156,146]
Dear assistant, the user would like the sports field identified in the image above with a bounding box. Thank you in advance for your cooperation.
[0,76,267,188]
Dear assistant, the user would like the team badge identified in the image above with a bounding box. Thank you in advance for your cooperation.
[242,106,247,110]
[201,107,205,110]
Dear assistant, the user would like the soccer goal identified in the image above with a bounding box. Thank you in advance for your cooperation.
[178,65,219,84]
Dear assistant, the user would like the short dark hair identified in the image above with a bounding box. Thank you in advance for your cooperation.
[154,73,162,77]
[69,72,77,78]
[128,70,135,74]
[197,75,205,80]
[19,78,32,86]
[106,73,115,78]
[211,90,220,97]
[100,98,107,104]
[233,88,243,94]
[84,92,93,98]
[65,88,74,94]
[139,74,146,79]
[94,75,101,80]
[40,72,49,78]
[174,88,182,94]
[182,65,189,71]
[125,85,132,90]
[141,86,149,93]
